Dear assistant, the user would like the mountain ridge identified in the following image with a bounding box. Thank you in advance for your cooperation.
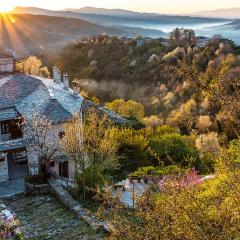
[0,13,124,55]
[194,8,240,19]
[62,6,139,16]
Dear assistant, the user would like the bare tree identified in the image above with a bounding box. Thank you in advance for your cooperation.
[23,113,61,174]
[170,28,196,49]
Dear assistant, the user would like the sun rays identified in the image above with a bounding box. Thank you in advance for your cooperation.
[0,3,14,13]
[0,13,31,54]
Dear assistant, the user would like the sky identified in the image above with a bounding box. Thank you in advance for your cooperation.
[1,0,240,14]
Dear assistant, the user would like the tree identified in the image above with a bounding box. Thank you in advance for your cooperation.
[170,28,196,48]
[196,115,212,133]
[213,66,240,137]
[170,28,182,48]
[143,115,163,131]
[149,133,198,168]
[61,109,119,198]
[23,113,61,174]
[196,132,221,157]
[114,127,149,175]
[82,109,119,172]
[167,99,198,134]
[106,99,145,121]
[100,143,240,240]
[60,114,85,183]
[182,29,196,48]
[16,56,50,78]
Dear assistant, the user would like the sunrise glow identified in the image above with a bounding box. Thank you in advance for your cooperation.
[0,3,14,13]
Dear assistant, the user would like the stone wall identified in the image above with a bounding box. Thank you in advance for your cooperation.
[48,178,110,233]
[25,182,51,195]
[0,58,14,73]
[0,153,8,183]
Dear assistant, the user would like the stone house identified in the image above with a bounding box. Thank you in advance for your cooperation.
[0,52,14,73]
[0,59,126,183]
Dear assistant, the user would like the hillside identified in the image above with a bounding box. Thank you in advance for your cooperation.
[50,33,240,138]
[12,7,167,37]
[13,6,226,25]
[224,20,240,29]
[11,6,233,40]
[63,6,139,16]
[0,13,123,55]
[194,8,240,19]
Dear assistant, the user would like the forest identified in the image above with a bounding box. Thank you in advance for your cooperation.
[35,29,239,139]
[15,28,240,239]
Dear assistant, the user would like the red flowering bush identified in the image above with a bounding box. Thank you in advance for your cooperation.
[0,204,23,240]
[157,168,201,192]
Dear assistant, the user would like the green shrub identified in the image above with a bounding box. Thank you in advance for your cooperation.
[156,125,180,135]
[130,165,184,178]
[149,133,199,168]
[25,173,48,185]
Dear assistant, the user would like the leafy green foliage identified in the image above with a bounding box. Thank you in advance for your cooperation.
[130,165,183,178]
[114,128,150,175]
[156,125,180,135]
[49,33,240,139]
[101,142,240,240]
[149,133,199,168]
[106,99,145,121]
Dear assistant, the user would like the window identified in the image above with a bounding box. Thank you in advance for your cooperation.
[59,161,69,178]
[1,121,10,134]
[50,161,55,168]
[58,131,65,139]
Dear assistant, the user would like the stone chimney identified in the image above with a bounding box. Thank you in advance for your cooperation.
[72,79,80,97]
[63,73,69,89]
[52,66,61,83]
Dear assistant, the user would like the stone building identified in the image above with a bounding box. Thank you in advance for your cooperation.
[0,52,14,73]
[0,68,126,183]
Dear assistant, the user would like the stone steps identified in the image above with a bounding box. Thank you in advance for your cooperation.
[48,178,110,233]
[3,194,103,240]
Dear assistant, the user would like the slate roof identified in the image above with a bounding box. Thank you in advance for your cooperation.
[0,138,26,152]
[81,99,128,124]
[0,73,127,124]
[0,74,83,123]
[0,52,12,59]
[43,99,72,123]
[0,107,19,122]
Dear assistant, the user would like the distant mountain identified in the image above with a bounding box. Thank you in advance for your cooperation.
[222,20,240,29]
[194,8,240,19]
[11,7,168,37]
[117,26,167,38]
[12,6,84,18]
[0,14,124,56]
[12,6,238,41]
[12,6,227,25]
[63,6,139,16]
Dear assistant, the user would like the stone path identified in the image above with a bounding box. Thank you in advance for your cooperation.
[49,178,109,232]
[3,194,104,240]
[113,179,148,208]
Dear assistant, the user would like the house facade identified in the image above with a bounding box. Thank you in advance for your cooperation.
[0,52,14,73]
[0,59,126,183]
